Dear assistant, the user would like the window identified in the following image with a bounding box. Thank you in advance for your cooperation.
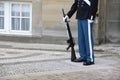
[0,2,32,35]
[0,3,4,30]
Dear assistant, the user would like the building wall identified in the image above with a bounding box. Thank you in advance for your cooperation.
[0,0,42,37]
[0,0,120,44]
[42,0,77,31]
[98,0,120,44]
[32,0,42,37]
[98,0,106,44]
[106,0,120,43]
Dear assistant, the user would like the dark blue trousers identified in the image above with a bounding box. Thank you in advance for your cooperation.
[77,19,94,62]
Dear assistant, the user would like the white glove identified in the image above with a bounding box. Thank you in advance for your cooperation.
[63,15,69,22]
[88,16,93,23]
[88,19,93,23]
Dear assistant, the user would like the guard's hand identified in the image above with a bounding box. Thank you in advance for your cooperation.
[88,19,93,23]
[88,15,94,23]
[63,15,69,22]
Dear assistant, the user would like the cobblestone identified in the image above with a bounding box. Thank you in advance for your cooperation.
[0,41,120,80]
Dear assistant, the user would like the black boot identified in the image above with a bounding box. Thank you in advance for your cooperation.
[73,58,86,62]
[83,61,94,66]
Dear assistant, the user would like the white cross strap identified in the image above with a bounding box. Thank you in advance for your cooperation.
[84,0,91,6]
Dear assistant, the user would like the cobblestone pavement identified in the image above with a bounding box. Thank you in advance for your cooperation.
[0,43,120,80]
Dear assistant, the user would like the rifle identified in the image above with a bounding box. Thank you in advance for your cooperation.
[62,8,76,61]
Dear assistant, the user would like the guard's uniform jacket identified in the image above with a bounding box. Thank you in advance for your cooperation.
[67,0,98,20]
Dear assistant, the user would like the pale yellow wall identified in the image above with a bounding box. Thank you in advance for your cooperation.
[42,0,77,30]
[32,0,42,36]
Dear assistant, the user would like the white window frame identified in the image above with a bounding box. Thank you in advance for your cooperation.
[0,2,6,32]
[0,1,32,35]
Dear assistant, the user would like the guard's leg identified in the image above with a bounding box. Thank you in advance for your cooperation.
[82,19,94,63]
[77,20,87,60]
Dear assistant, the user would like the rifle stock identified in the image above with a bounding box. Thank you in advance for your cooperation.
[62,8,76,61]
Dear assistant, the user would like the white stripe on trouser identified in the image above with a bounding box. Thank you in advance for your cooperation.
[88,20,93,62]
